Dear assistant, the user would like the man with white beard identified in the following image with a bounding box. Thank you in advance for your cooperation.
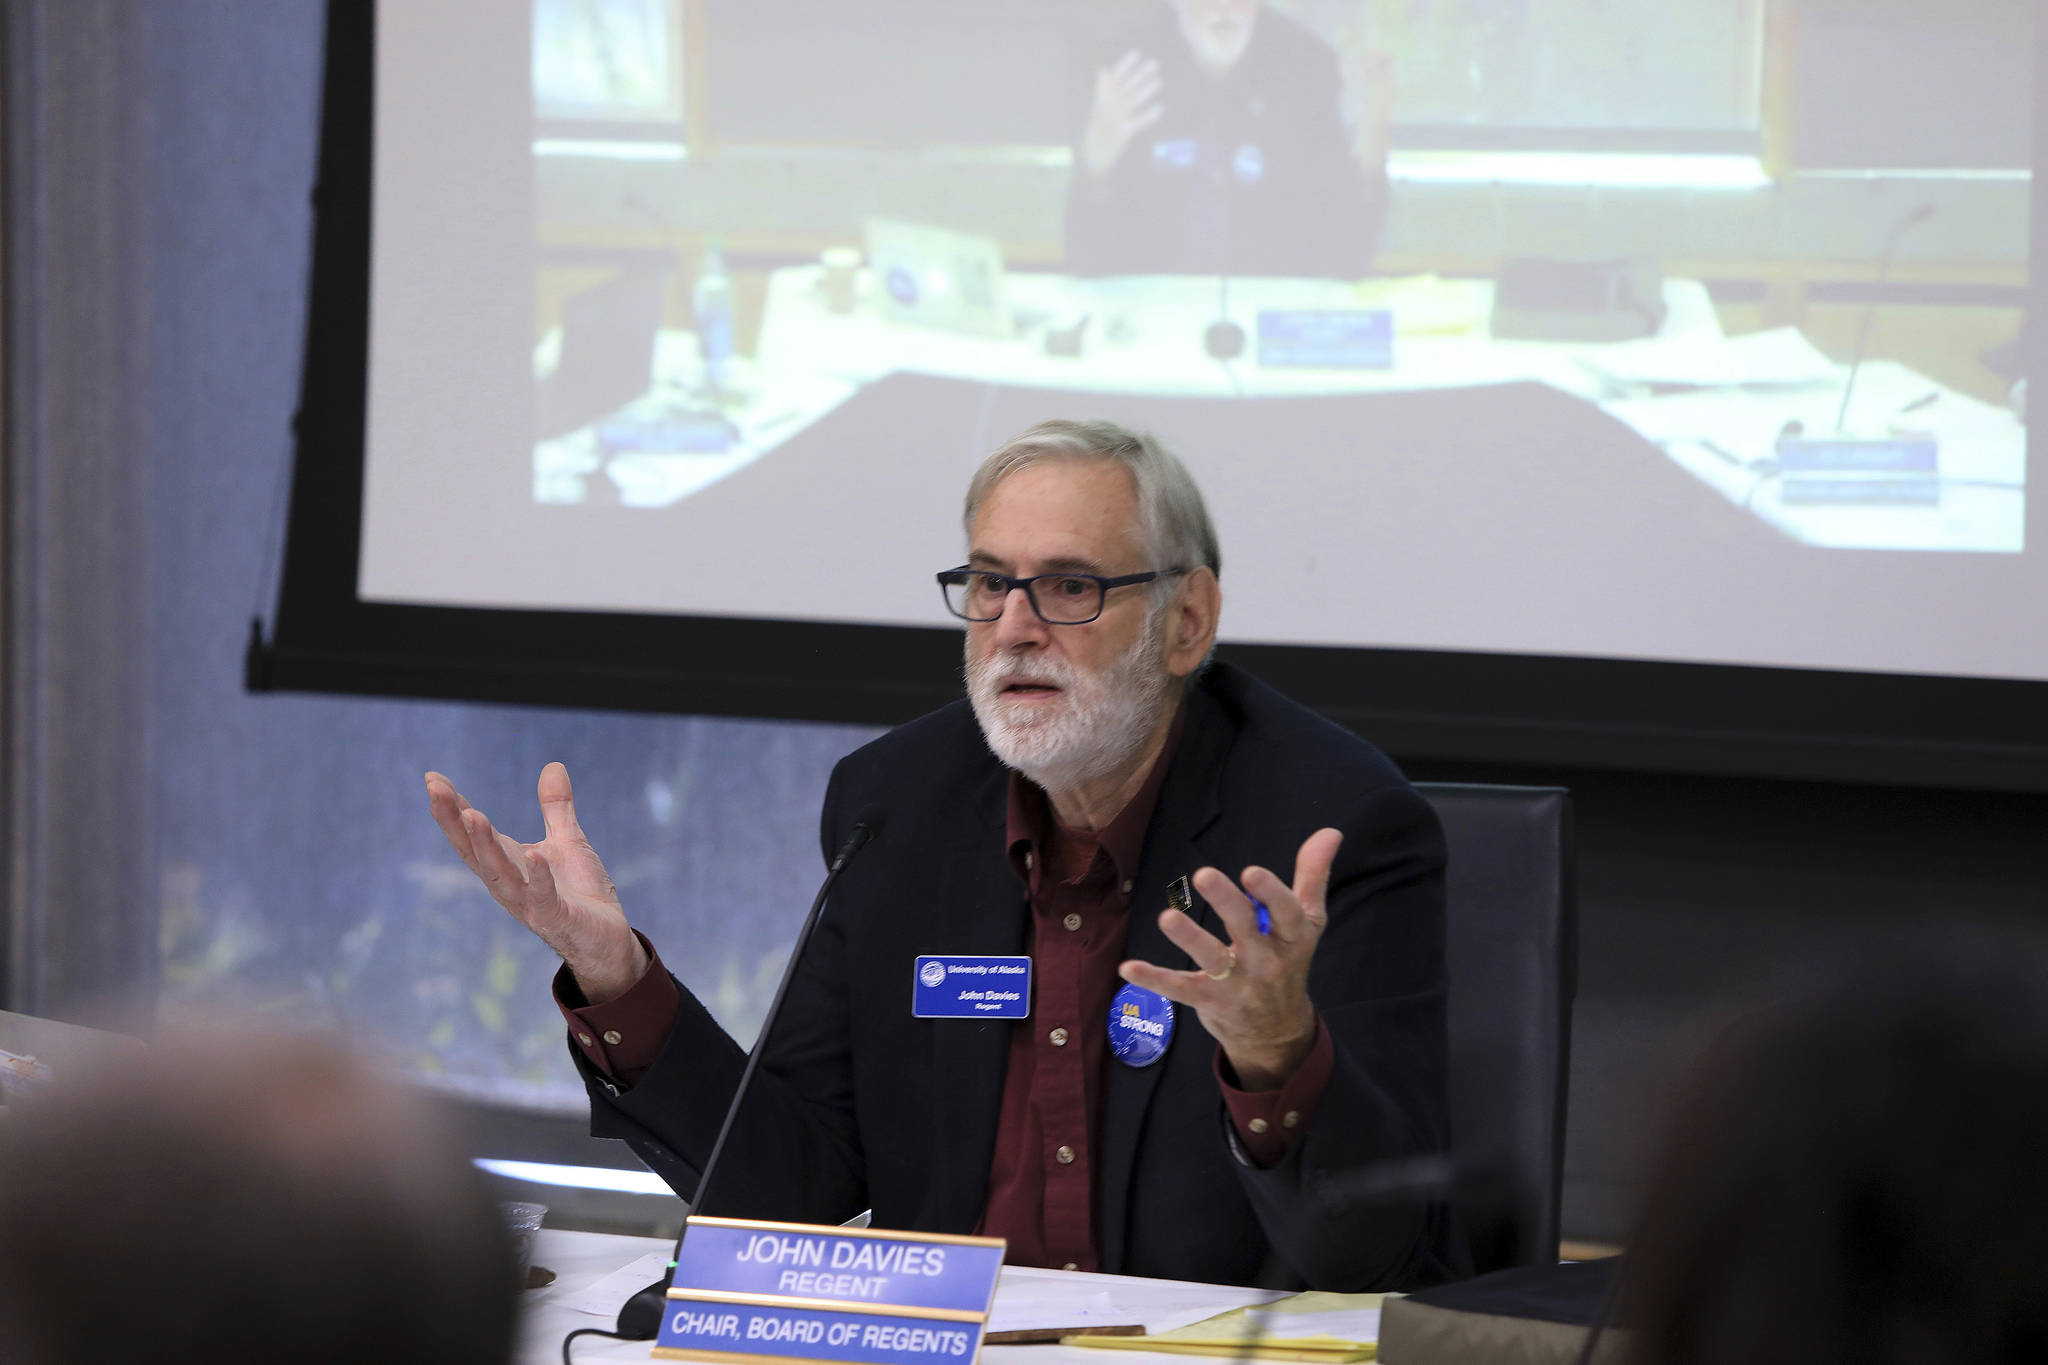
[425,420,1456,1291]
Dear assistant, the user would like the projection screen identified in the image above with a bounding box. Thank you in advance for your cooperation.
[253,0,2047,789]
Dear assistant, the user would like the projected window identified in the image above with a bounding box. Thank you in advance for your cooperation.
[533,0,685,126]
[683,0,1763,153]
[1349,0,1764,147]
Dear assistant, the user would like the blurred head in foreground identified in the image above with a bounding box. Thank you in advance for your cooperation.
[0,1030,517,1365]
[1621,948,2048,1365]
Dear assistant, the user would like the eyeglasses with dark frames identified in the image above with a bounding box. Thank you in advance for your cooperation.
[935,566,1191,625]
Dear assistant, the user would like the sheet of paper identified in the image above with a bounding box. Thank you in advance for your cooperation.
[1069,1338,1372,1361]
[1161,1292,1385,1346]
[1243,1300,1383,1343]
[1600,386,1800,458]
[1347,275,1488,336]
[992,1265,1281,1335]
[1065,1290,1388,1360]
[985,1289,1127,1335]
[1580,326,1841,390]
[562,1249,674,1319]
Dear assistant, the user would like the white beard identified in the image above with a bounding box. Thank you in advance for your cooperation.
[965,608,1171,792]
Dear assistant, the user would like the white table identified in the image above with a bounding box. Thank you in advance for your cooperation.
[1610,358,2026,553]
[0,1008,142,1111]
[520,1228,1284,1365]
[753,266,1722,403]
[539,268,1711,512]
[536,266,2025,553]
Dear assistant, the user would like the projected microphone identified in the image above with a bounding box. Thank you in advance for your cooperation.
[611,819,880,1342]
[1206,270,1246,361]
[1835,200,1935,433]
[1204,147,1247,363]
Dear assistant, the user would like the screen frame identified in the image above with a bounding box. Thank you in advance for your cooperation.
[250,0,2048,794]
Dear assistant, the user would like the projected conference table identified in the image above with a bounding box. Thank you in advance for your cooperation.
[519,1227,1294,1365]
[543,267,2023,556]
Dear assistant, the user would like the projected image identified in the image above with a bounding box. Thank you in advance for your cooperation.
[532,0,683,122]
[527,0,2029,580]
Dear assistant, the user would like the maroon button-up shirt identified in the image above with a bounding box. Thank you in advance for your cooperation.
[556,702,1332,1268]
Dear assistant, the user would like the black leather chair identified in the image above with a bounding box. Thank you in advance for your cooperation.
[1415,783,1576,1273]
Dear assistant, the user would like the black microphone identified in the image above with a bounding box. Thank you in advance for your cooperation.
[1835,200,1934,432]
[1206,270,1245,360]
[1204,149,1245,362]
[610,820,881,1343]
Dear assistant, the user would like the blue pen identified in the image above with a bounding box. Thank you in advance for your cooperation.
[1251,897,1272,936]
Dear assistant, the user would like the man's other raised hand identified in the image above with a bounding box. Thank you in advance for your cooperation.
[423,763,649,1005]
[1081,50,1165,178]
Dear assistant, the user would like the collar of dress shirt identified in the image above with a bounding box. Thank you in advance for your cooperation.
[1004,699,1189,894]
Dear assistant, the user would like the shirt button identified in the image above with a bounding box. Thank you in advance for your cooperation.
[1062,912,1082,932]
[1049,1027,1069,1047]
[1283,1110,1300,1129]
[1248,1118,1270,1135]
[1062,1262,1078,1272]
[576,1032,594,1048]
[602,1030,623,1046]
[1055,1145,1076,1165]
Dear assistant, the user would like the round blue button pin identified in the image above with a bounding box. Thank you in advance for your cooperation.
[1107,982,1174,1068]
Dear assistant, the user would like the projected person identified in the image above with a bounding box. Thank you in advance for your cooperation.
[1065,0,1394,278]
[425,420,1456,1291]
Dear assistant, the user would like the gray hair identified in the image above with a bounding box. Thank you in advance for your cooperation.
[962,420,1221,582]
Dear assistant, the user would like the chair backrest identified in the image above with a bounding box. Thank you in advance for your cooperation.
[1414,783,1576,1273]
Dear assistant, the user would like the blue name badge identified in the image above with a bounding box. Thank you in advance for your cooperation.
[912,955,1031,1019]
[1257,309,1395,369]
[658,1216,1006,1365]
[1152,136,1199,171]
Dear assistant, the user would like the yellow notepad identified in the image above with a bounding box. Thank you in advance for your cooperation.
[1346,275,1487,336]
[1064,1291,1389,1362]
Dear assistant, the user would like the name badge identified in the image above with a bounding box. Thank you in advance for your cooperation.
[1257,309,1395,369]
[912,956,1031,1019]
[659,1216,1005,1365]
[1108,981,1174,1067]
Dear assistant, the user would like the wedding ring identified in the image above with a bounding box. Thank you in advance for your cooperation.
[1204,947,1238,982]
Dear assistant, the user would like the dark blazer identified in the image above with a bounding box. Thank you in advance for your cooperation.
[580,663,1455,1290]
[1064,7,1389,279]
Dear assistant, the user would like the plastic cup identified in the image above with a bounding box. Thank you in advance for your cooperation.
[821,246,862,313]
[500,1201,547,1288]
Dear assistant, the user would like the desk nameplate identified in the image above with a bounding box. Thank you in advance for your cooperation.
[665,1288,985,1323]
[656,1217,1005,1365]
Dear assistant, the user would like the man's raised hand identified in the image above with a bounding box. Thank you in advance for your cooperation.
[423,763,649,1004]
[1081,50,1165,177]
[1117,828,1341,1091]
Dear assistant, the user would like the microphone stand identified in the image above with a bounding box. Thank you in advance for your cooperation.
[1204,152,1245,364]
[1834,201,1934,433]
[603,822,877,1344]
